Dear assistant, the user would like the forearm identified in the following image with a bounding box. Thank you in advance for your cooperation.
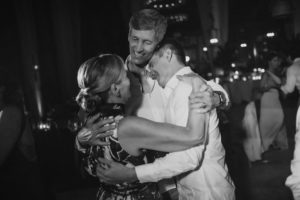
[135,146,204,183]
[118,117,205,156]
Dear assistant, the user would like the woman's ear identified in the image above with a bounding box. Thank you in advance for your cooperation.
[110,83,121,98]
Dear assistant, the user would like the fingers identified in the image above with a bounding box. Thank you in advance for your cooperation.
[177,73,207,93]
[97,157,112,166]
[85,113,101,125]
[93,118,115,130]
[95,131,114,138]
[189,103,210,113]
[89,131,114,146]
[189,89,214,114]
[95,123,116,133]
[90,131,114,146]
[96,165,112,184]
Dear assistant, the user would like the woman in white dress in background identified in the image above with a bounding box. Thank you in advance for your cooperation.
[259,52,288,152]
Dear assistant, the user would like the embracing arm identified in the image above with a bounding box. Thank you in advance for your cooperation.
[118,113,206,156]
[96,143,207,184]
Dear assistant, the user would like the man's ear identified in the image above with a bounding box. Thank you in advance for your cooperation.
[165,49,173,62]
[110,83,121,97]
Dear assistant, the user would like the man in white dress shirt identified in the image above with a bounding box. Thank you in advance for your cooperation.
[96,39,235,200]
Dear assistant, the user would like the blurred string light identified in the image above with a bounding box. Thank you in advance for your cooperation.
[253,46,258,57]
[258,68,265,73]
[233,74,239,79]
[266,32,275,38]
[251,67,265,80]
[240,43,247,48]
[203,47,208,52]
[145,0,186,9]
[231,63,236,68]
[168,14,188,23]
[207,72,213,78]
[210,38,218,44]
[185,56,190,62]
[36,120,52,132]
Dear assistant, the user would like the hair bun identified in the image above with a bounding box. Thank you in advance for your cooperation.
[76,90,102,113]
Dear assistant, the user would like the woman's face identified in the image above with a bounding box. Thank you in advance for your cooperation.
[115,69,131,103]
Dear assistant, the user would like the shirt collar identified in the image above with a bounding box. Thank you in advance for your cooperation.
[165,66,193,90]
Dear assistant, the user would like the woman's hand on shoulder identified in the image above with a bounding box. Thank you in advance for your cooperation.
[77,114,115,146]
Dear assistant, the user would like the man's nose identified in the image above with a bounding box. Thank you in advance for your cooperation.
[135,41,143,52]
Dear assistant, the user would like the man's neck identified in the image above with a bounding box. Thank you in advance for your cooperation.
[161,63,185,88]
[128,61,147,77]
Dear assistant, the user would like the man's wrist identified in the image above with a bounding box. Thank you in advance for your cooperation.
[127,167,139,183]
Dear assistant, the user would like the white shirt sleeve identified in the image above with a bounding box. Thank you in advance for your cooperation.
[136,145,205,182]
[207,80,230,106]
[281,65,296,94]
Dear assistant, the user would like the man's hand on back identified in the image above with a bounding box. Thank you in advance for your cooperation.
[96,157,138,184]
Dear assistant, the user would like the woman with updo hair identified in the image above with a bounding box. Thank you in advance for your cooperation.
[75,54,157,200]
[75,54,208,200]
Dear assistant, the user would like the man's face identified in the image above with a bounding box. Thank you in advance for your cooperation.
[149,53,168,87]
[128,29,159,67]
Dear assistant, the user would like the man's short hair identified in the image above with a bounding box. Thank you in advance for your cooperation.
[129,9,167,42]
[155,38,186,65]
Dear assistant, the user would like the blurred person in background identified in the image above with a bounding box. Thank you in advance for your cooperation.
[259,51,288,152]
[0,68,47,200]
[242,88,264,163]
